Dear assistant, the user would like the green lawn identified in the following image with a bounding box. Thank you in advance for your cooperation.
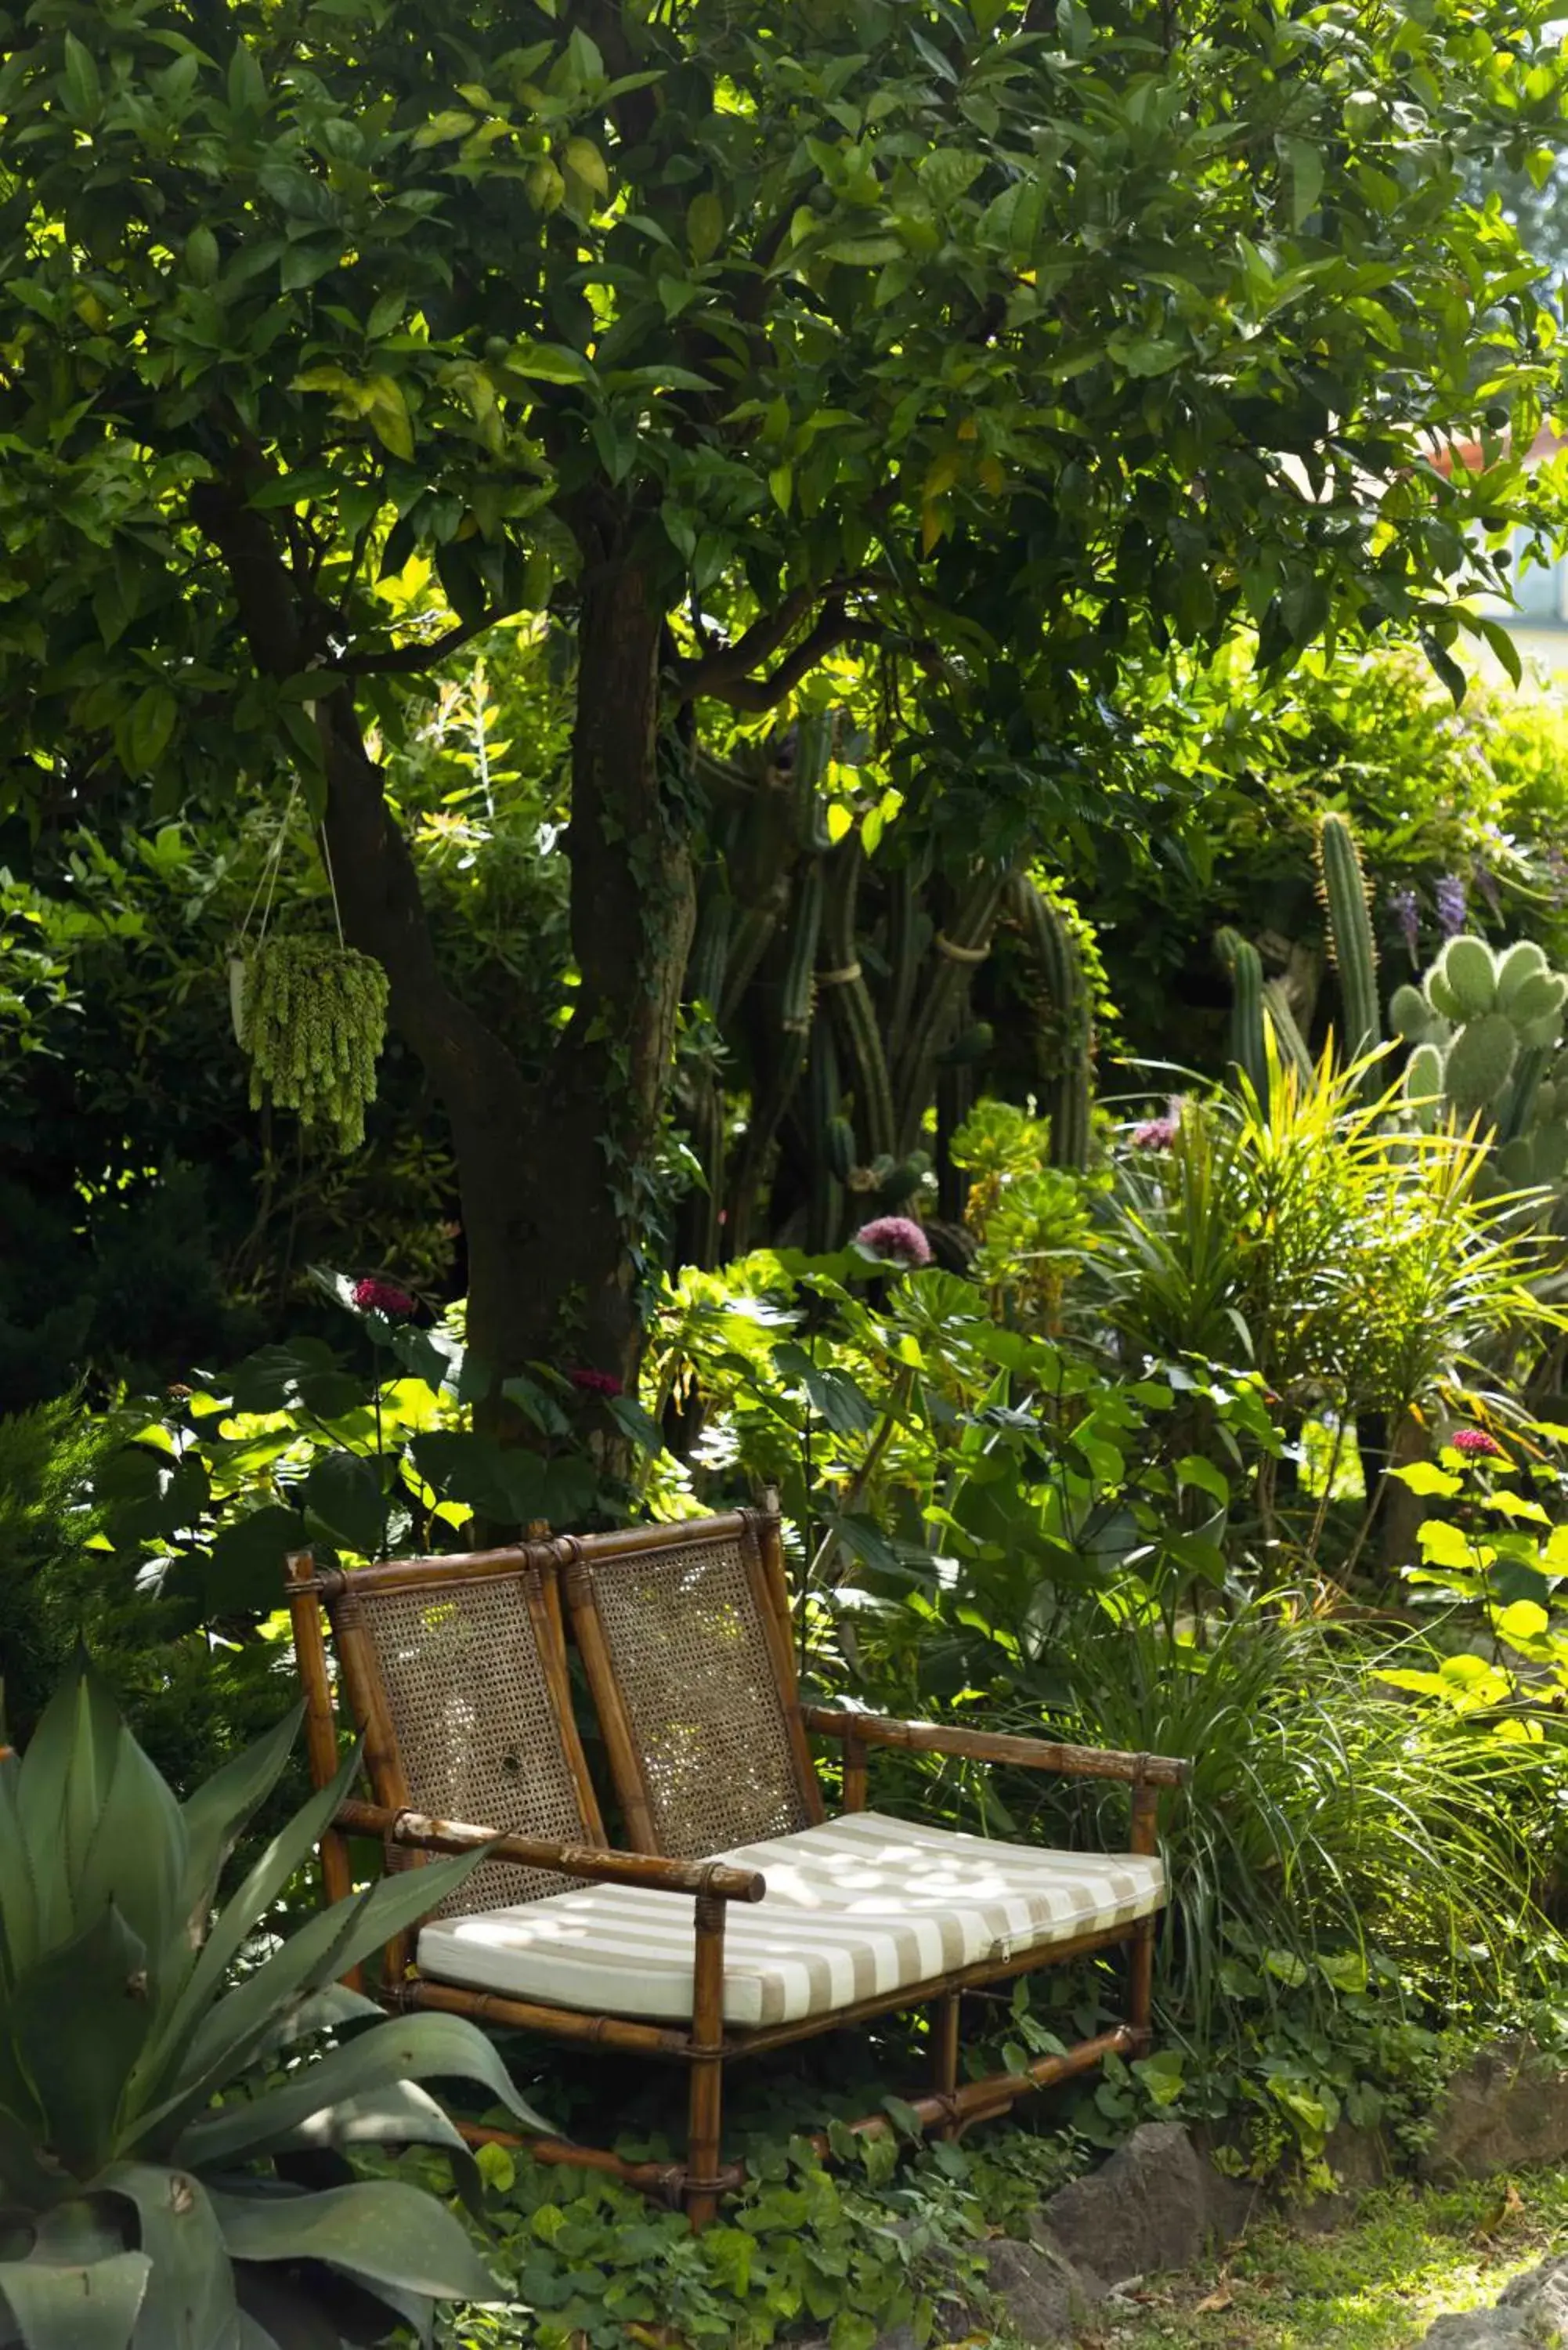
[1063,2169,1568,2350]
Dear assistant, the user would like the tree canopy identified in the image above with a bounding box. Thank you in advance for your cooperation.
[0,0,1563,1389]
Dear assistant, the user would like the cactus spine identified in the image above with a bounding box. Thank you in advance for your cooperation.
[1315,813,1382,1078]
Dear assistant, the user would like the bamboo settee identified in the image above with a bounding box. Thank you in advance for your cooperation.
[284,1499,1187,2226]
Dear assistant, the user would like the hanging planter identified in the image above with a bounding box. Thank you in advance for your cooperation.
[233,935,389,1152]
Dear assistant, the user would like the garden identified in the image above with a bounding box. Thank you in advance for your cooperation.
[9,0,1568,2345]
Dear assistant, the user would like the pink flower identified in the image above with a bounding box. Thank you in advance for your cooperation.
[569,1368,623,1397]
[854,1215,934,1268]
[352,1277,416,1318]
[1451,1427,1504,1459]
[1130,1115,1180,1150]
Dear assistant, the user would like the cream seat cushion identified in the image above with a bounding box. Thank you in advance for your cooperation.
[415,1810,1165,2031]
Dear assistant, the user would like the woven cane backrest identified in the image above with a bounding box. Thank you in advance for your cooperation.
[572,1526,811,1859]
[342,1572,590,1916]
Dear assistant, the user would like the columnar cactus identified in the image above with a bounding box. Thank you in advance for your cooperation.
[1216,927,1268,1097]
[1315,812,1382,1076]
[1391,935,1568,1189]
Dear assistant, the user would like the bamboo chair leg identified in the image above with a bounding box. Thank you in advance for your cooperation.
[932,1991,961,2138]
[685,1894,728,2230]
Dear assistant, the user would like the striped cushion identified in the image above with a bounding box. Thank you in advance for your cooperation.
[415,1810,1165,2030]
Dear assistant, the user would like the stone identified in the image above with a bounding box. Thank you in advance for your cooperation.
[1039,2122,1252,2286]
[1416,2254,1568,2348]
[1420,2037,1568,2182]
[1500,2254,1568,2338]
[981,2231,1107,2347]
[1418,2314,1532,2348]
[1295,2120,1395,2233]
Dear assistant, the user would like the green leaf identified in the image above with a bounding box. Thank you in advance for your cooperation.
[1496,1598,1550,1643]
[62,33,102,117]
[204,1508,310,1617]
[0,2252,150,2350]
[227,40,266,115]
[1392,1462,1462,1497]
[304,1450,385,1556]
[123,688,178,779]
[209,2181,498,2302]
[184,226,219,288]
[177,2011,545,2167]
[1281,136,1324,229]
[687,191,724,262]
[97,2166,236,2350]
[178,1704,303,1936]
[505,341,595,385]
[10,1907,154,2172]
[1175,1453,1230,1506]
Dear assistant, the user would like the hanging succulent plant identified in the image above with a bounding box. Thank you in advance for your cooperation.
[234,936,389,1153]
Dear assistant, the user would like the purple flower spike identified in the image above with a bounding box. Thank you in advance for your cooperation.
[1389,885,1420,964]
[1435,875,1468,938]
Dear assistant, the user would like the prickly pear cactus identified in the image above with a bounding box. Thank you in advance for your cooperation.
[1396,932,1568,1198]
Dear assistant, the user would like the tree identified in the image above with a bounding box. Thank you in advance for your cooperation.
[0,0,1561,1395]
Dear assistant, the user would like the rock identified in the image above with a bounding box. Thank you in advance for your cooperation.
[1417,2254,1568,2347]
[1295,2120,1395,2233]
[981,2231,1107,2347]
[1418,2314,1532,2348]
[1040,2122,1252,2286]
[1501,2254,1568,2337]
[1420,2037,1568,2182]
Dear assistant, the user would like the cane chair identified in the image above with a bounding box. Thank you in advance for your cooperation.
[285,1500,1187,2227]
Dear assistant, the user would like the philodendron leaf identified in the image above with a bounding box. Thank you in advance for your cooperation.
[96,2164,236,2350]
[0,2250,150,2350]
[177,2010,546,2168]
[211,2179,498,2301]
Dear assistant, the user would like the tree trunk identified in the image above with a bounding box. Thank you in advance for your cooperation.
[198,475,694,1395]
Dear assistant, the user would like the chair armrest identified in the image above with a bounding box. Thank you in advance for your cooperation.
[799,1706,1189,1789]
[335,1798,767,1902]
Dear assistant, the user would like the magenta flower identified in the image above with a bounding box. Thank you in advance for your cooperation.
[569,1367,624,1397]
[352,1276,416,1318]
[1131,1115,1180,1150]
[854,1215,934,1268]
[1451,1427,1504,1459]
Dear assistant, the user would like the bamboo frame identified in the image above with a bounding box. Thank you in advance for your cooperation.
[285,1510,1188,2227]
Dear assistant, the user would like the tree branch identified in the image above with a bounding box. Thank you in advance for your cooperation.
[330,607,522,677]
[682,602,883,713]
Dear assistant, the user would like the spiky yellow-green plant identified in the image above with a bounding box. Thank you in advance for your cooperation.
[237,938,389,1152]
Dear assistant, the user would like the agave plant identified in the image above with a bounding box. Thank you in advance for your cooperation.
[0,1658,544,2348]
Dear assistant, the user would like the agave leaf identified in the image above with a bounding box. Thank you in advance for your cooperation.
[16,1661,124,1950]
[210,2179,497,2301]
[0,2102,63,2210]
[0,2249,151,2350]
[0,1753,38,1986]
[234,2318,280,2350]
[130,1745,362,2113]
[270,2077,467,2160]
[177,1708,305,1950]
[175,2013,544,2171]
[10,1907,153,2175]
[143,1847,488,2151]
[251,1982,384,2066]
[96,2164,238,2350]
[72,1728,188,2008]
[328,2260,434,2344]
